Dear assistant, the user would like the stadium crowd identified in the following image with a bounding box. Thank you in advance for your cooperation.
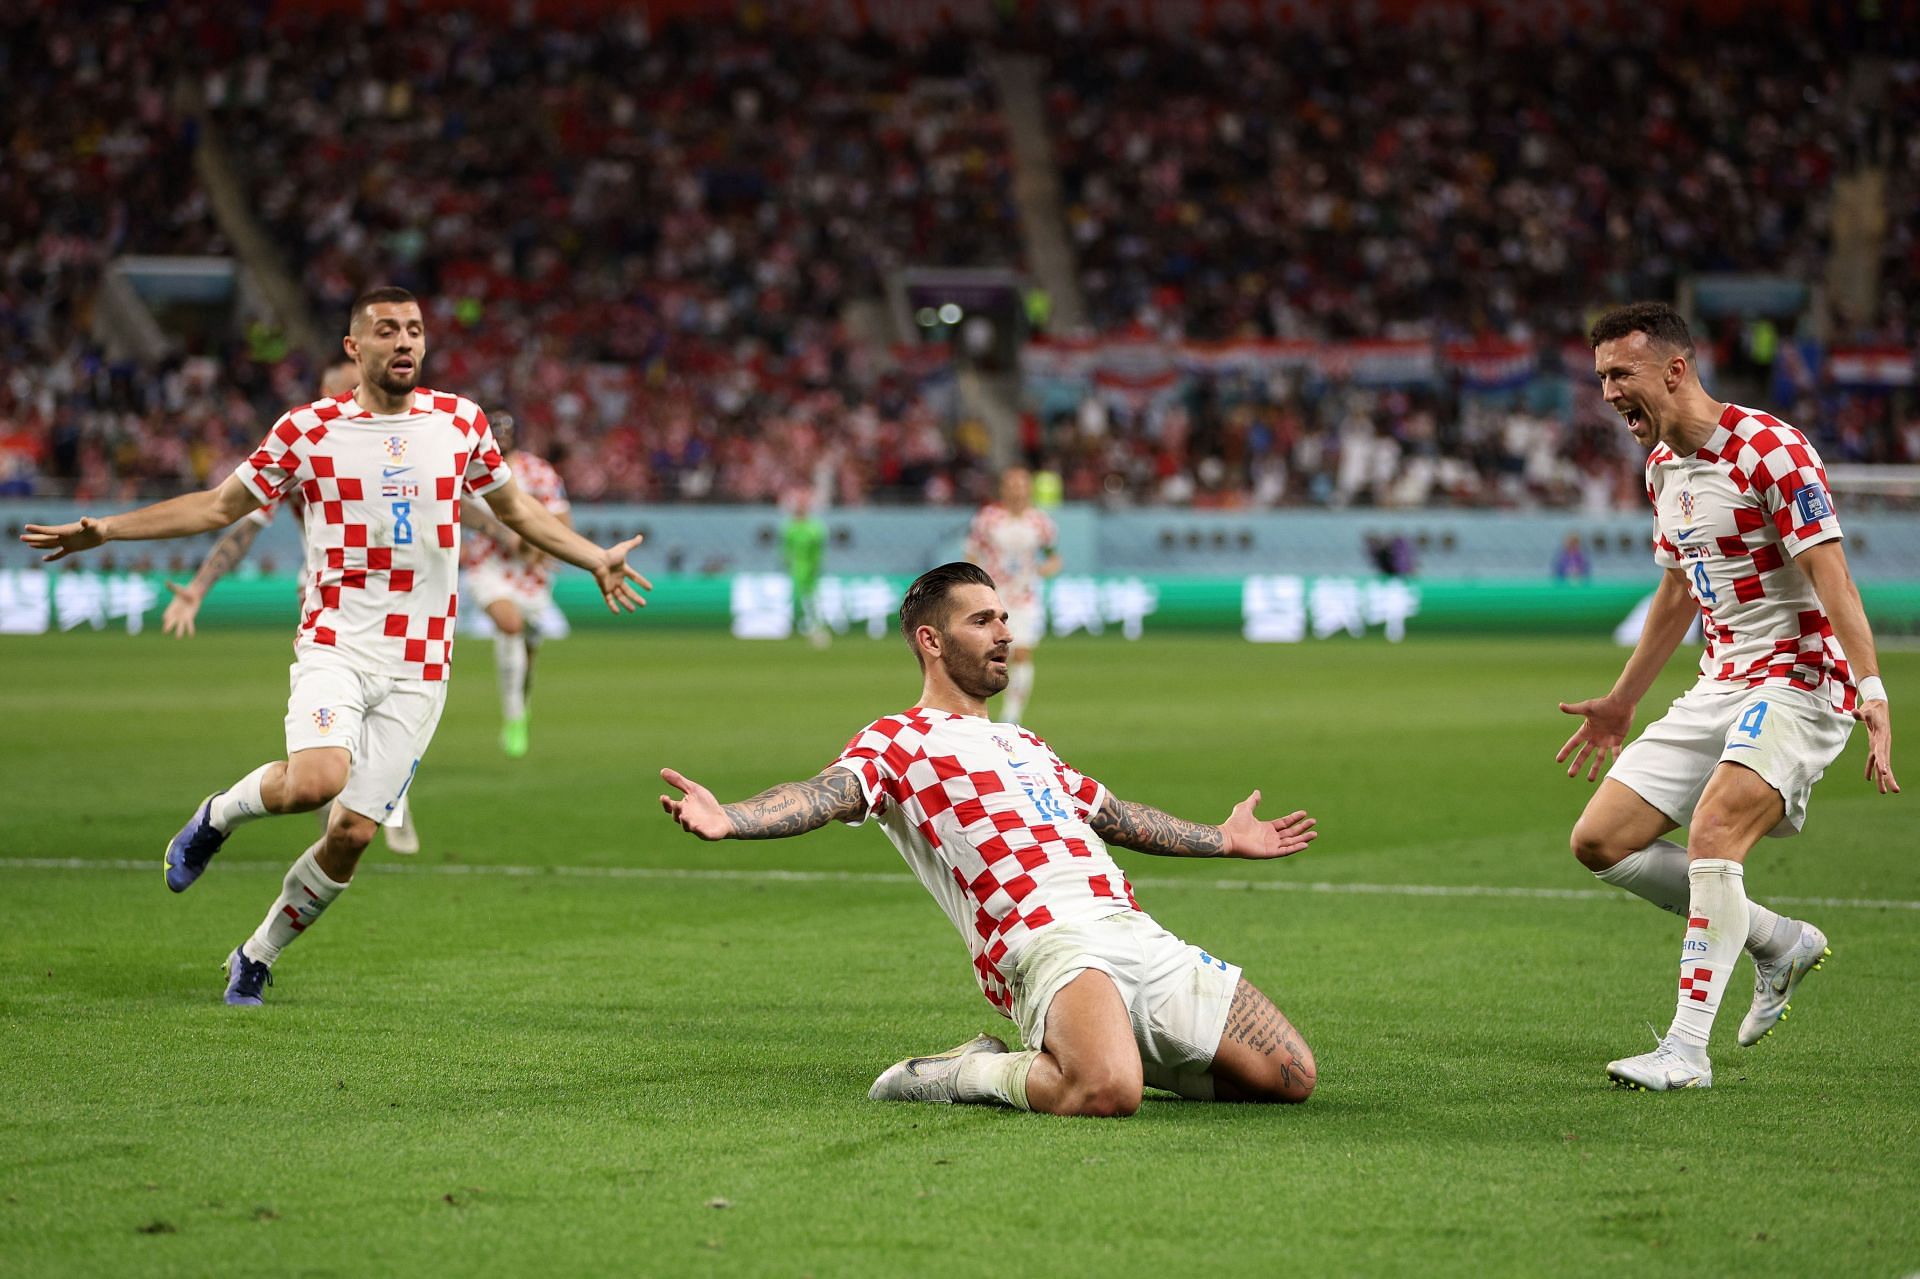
[1,4,1914,508]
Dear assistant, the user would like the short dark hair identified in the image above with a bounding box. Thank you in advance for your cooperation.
[1589,301,1694,356]
[349,286,419,332]
[899,561,996,665]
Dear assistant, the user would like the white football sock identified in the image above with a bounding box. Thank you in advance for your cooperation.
[955,1049,1038,1110]
[1143,1063,1217,1101]
[242,845,349,966]
[1003,659,1035,723]
[495,634,528,720]
[1594,840,1792,957]
[1666,858,1749,1053]
[209,763,277,833]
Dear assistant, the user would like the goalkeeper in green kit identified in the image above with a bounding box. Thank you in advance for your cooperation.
[783,488,829,647]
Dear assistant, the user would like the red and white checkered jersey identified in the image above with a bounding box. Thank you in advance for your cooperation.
[967,505,1057,609]
[463,451,569,594]
[232,388,512,681]
[1646,403,1856,711]
[830,709,1138,1018]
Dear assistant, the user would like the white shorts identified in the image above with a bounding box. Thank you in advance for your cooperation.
[1609,680,1853,836]
[464,561,553,619]
[1006,911,1241,1072]
[1007,601,1045,650]
[283,654,448,827]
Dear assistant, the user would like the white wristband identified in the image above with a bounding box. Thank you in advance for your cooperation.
[1857,675,1887,705]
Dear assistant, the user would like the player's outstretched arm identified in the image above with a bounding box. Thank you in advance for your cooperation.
[1800,541,1899,795]
[1092,790,1317,860]
[659,767,867,840]
[1556,567,1695,781]
[483,478,651,612]
[21,473,262,562]
[162,519,263,637]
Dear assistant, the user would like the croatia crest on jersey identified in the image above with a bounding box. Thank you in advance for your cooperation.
[312,708,336,734]
[384,436,407,462]
[1679,489,1695,522]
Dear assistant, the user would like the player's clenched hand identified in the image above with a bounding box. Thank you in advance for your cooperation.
[660,768,734,840]
[593,534,652,612]
[1220,790,1316,859]
[161,581,203,638]
[1556,694,1634,782]
[1850,699,1899,795]
[20,518,106,562]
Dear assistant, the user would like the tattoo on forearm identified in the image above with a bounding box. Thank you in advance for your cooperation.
[191,521,260,592]
[721,770,866,839]
[1223,979,1315,1094]
[1090,798,1225,857]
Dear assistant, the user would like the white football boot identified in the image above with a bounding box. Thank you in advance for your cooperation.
[1738,924,1829,1047]
[868,1033,1008,1103]
[1607,1035,1712,1091]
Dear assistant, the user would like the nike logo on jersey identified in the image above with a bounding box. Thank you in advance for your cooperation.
[1725,743,1759,751]
[383,466,413,478]
[1674,527,1698,541]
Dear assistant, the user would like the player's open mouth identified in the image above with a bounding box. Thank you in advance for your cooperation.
[1622,409,1644,431]
[392,358,415,374]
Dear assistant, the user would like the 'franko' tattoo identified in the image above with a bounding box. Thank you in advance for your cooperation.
[1090,798,1225,857]
[721,769,866,839]
[190,520,261,592]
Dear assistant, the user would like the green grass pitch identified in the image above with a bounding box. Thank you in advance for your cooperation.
[2,630,1916,1276]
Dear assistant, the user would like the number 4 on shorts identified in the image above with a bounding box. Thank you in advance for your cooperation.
[1736,701,1769,740]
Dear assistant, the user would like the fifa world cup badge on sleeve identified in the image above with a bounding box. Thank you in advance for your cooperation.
[1794,484,1832,524]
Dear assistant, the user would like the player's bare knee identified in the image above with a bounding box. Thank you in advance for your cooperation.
[1072,1080,1142,1118]
[1569,820,1620,871]
[283,765,346,812]
[326,810,378,853]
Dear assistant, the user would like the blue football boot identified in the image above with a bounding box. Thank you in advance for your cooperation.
[164,793,228,893]
[223,947,273,1006]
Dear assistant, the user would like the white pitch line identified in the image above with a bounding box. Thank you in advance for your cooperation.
[3,857,1917,912]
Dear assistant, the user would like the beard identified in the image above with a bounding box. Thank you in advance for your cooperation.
[373,360,420,396]
[945,636,1011,700]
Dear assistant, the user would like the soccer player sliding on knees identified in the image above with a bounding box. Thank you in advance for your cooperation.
[661,562,1318,1117]
[1560,302,1898,1092]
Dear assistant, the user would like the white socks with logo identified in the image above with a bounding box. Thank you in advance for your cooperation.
[209,763,278,833]
[1593,840,1795,960]
[242,845,350,966]
[1666,859,1749,1054]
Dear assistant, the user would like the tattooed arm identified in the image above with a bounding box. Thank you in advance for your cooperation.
[1091,789,1317,860]
[161,519,264,637]
[659,767,867,841]
[1091,798,1226,857]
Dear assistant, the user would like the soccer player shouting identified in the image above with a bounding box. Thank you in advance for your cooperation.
[661,562,1318,1116]
[160,358,422,855]
[1559,302,1898,1091]
[23,287,650,1005]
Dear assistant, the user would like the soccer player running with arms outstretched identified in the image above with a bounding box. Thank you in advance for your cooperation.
[23,287,651,1005]
[1559,302,1897,1091]
[662,562,1318,1116]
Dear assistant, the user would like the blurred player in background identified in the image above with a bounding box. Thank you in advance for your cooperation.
[1557,302,1898,1091]
[460,414,570,757]
[161,359,422,854]
[661,561,1318,1116]
[966,467,1060,723]
[24,286,651,1005]
[782,487,829,648]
